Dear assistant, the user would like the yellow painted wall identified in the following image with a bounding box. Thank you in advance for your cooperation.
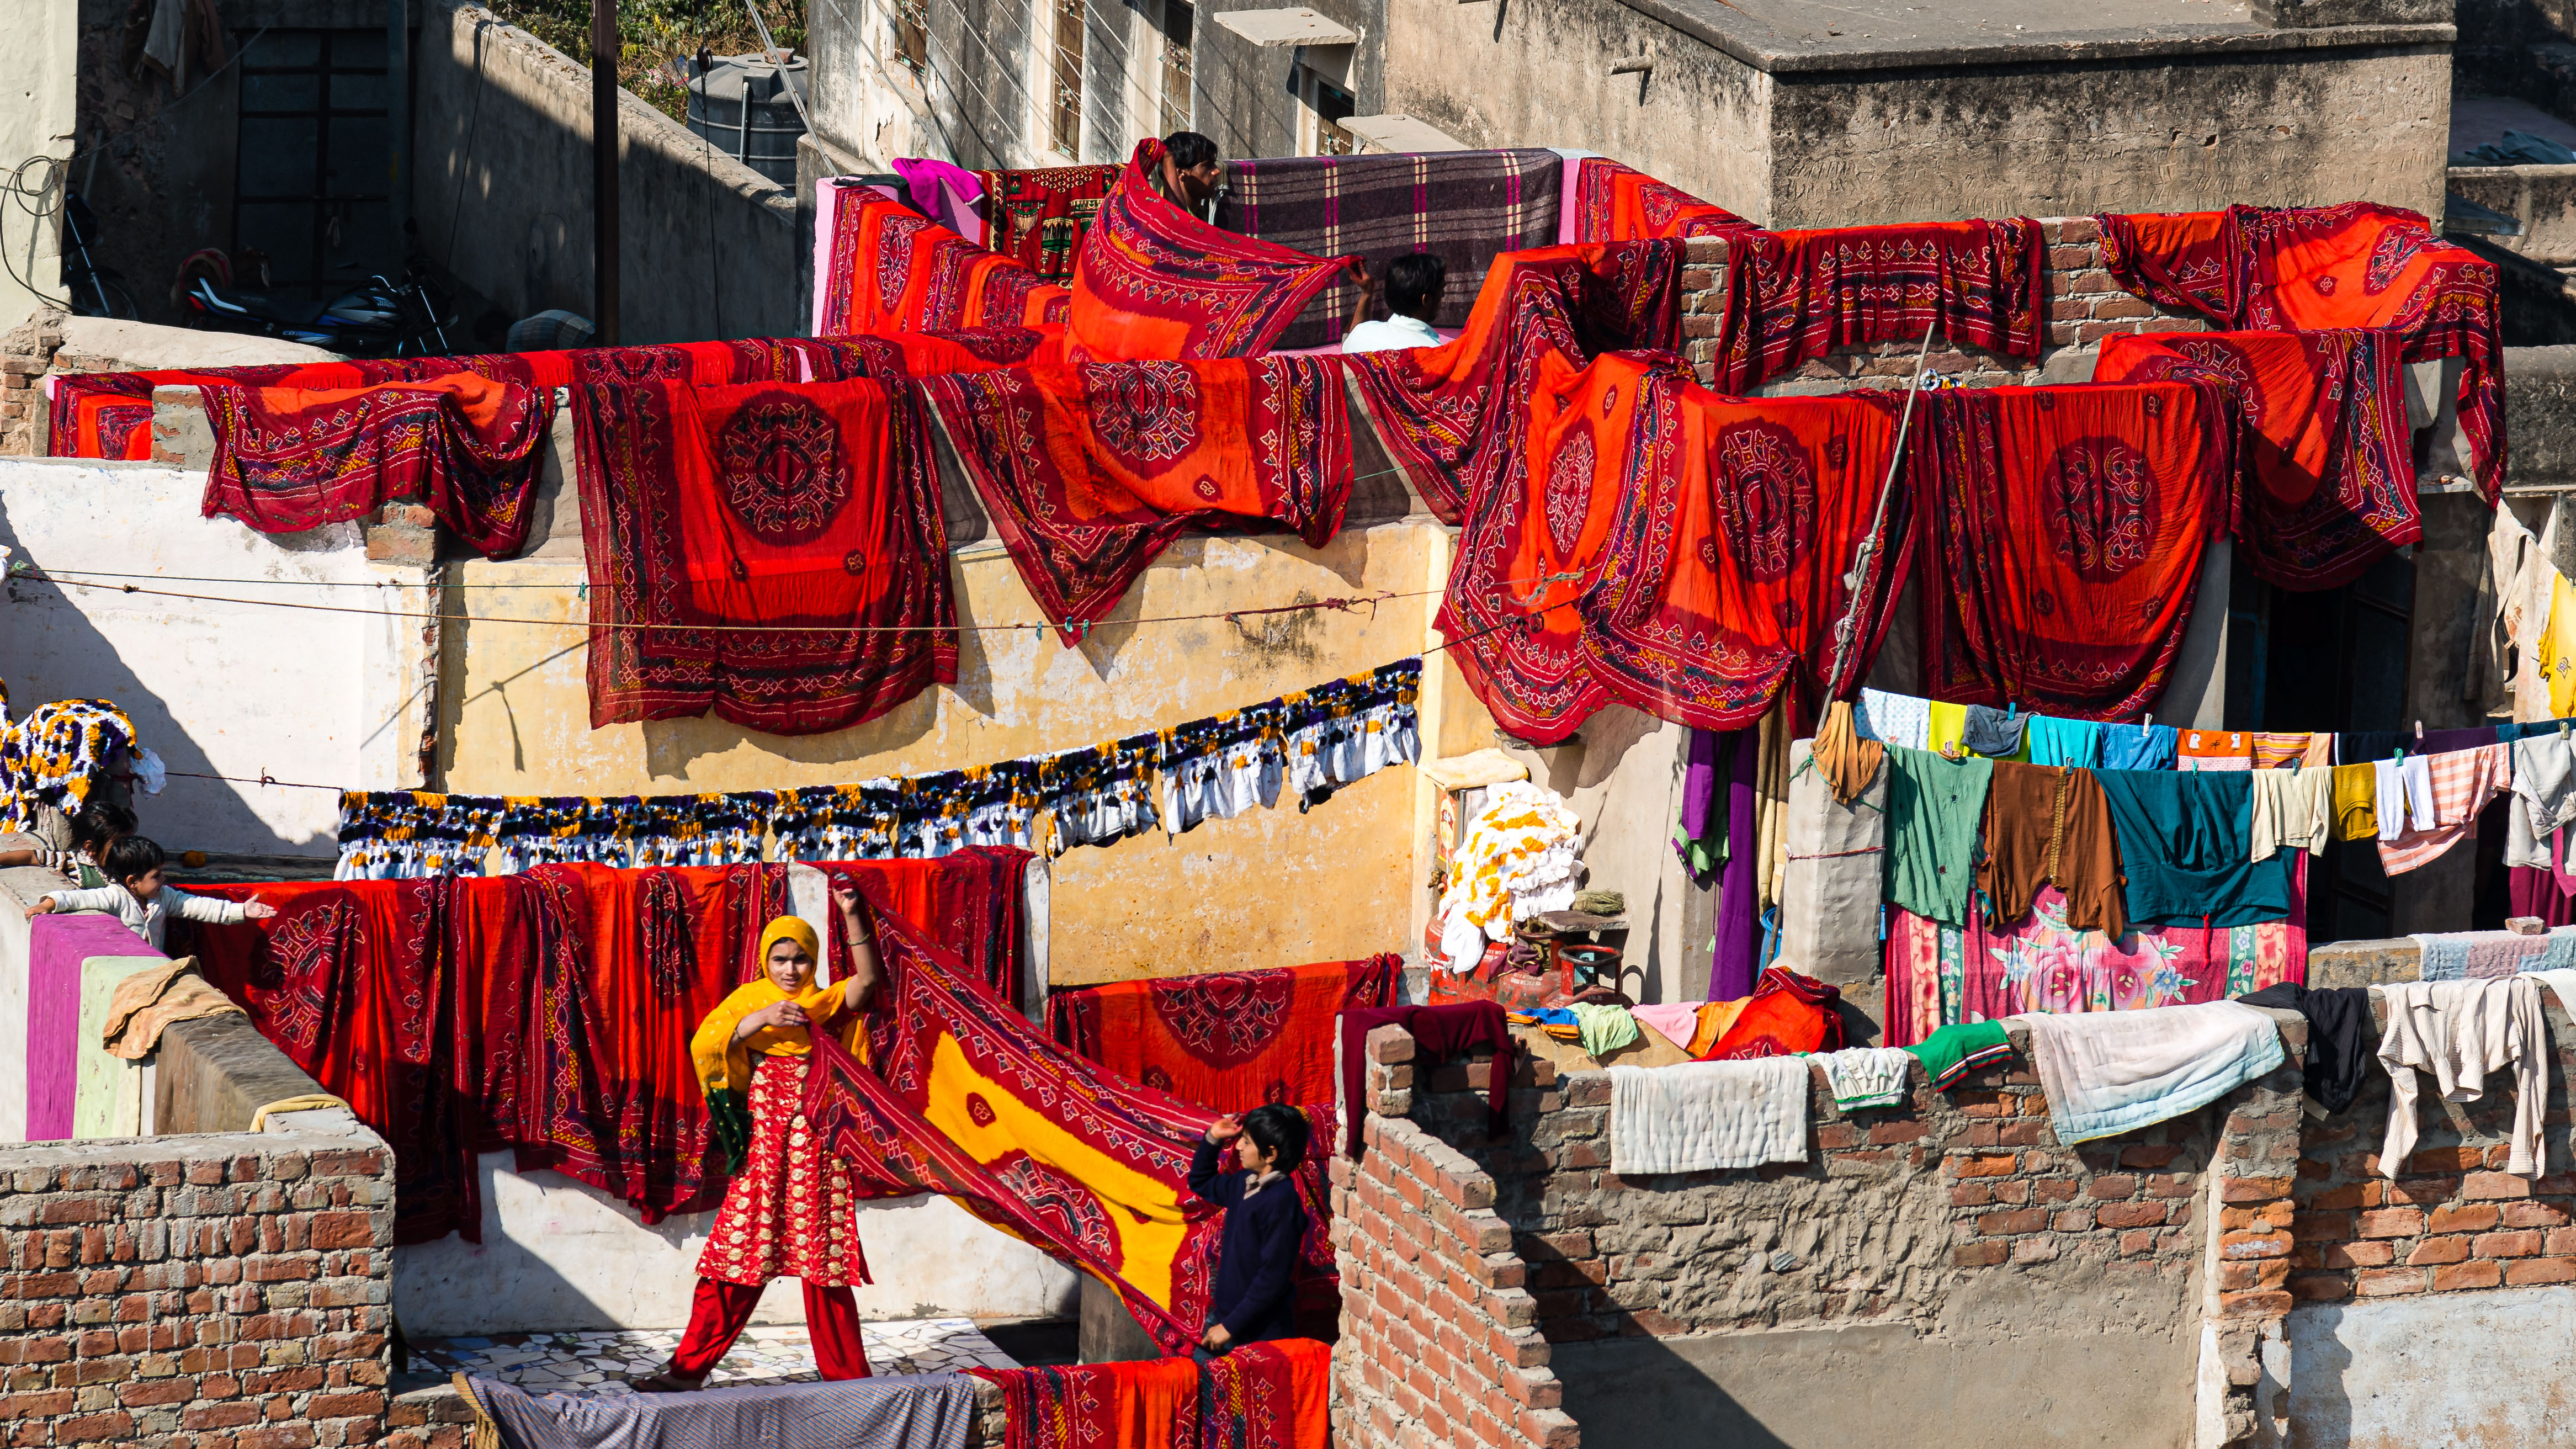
[440,523,1464,984]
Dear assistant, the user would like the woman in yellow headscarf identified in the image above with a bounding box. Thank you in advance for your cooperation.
[639,880,882,1392]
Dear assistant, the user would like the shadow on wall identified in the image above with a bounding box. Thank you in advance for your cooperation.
[0,508,334,857]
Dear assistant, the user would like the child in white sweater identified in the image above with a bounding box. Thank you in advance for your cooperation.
[33,836,274,950]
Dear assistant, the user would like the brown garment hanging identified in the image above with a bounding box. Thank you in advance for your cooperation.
[1975,761,2128,936]
[1810,699,1886,806]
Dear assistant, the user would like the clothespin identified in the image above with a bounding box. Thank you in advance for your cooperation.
[2415,720,2425,740]
[2558,719,2569,741]
[2005,702,2019,720]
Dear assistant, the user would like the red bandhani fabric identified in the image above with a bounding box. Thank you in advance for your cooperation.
[184,856,1023,1245]
[200,374,550,560]
[978,164,1122,281]
[921,355,1350,640]
[1065,140,1355,361]
[967,1358,1205,1449]
[50,339,851,459]
[1713,218,2046,394]
[1569,158,1757,242]
[819,327,1059,379]
[2095,202,2505,499]
[2095,328,2418,589]
[1701,967,1847,1059]
[569,378,956,734]
[1044,955,1400,1113]
[819,193,1069,338]
[1904,380,2230,719]
[820,848,1031,1006]
[1345,240,1684,527]
[803,910,1223,1355]
[1194,1339,1331,1449]
[1578,378,1915,731]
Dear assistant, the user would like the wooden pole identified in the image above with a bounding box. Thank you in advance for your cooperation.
[592,0,620,343]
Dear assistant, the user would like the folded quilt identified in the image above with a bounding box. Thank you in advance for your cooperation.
[1812,1047,1914,1111]
[2015,1001,2286,1145]
[465,1372,979,1449]
[1607,1057,1810,1174]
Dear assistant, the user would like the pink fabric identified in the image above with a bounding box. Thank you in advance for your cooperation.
[2380,744,2511,875]
[811,179,856,336]
[893,158,987,241]
[1632,1002,1701,1047]
[26,914,162,1140]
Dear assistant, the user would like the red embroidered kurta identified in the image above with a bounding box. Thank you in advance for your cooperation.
[698,1053,871,1287]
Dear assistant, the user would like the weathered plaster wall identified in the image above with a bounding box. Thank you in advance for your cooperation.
[411,0,801,343]
[0,3,77,327]
[438,523,1447,984]
[0,458,433,858]
[2448,164,2576,267]
[2286,1286,2576,1446]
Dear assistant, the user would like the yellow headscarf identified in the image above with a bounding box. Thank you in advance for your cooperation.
[690,916,867,1167]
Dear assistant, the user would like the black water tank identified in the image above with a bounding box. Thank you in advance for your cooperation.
[686,51,810,188]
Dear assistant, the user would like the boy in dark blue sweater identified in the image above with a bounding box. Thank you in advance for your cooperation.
[1187,1104,1313,1354]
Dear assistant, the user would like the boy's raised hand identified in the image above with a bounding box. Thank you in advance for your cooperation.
[243,901,278,920]
[1205,1115,1244,1145]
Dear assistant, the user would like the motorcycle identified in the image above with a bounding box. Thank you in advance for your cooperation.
[180,259,458,358]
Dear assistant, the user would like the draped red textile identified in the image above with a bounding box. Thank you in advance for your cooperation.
[2095,328,2419,589]
[1713,218,2046,394]
[2094,203,2504,500]
[1044,956,1400,1113]
[200,374,551,560]
[1569,158,1757,242]
[819,848,1031,1006]
[1064,140,1356,361]
[1579,378,1915,731]
[569,378,956,734]
[1905,380,2231,719]
[977,164,1123,280]
[183,856,1026,1245]
[920,354,1351,640]
[1345,240,1684,527]
[820,192,1067,338]
[804,910,1222,1355]
[50,339,853,459]
[965,1340,1329,1449]
[820,327,1058,379]
[1701,967,1848,1059]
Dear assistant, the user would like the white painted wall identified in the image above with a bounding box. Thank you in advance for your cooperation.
[394,1153,1081,1335]
[0,458,432,858]
[0,2,76,326]
[2287,1286,2576,1446]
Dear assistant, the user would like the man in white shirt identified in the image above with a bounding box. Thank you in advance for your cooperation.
[1341,253,1447,354]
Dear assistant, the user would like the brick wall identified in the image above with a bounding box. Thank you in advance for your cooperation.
[1331,1024,1576,1449]
[1673,219,2211,394]
[0,1114,396,1449]
[2289,992,2576,1306]
[1335,1013,2315,1448]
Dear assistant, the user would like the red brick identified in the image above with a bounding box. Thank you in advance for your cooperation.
[1947,1155,2019,1179]
[2352,1267,2427,1297]
[2501,1201,2572,1230]
[1952,1243,2008,1267]
[2432,1261,2502,1292]
[306,1213,376,1251]
[2356,1208,2425,1238]
[2096,1202,2166,1230]
[2120,1144,2182,1169]
[1978,1208,2048,1236]
[2428,1203,2501,1234]
[2465,1172,2535,1201]
[2290,1273,2353,1302]
[2405,1236,2469,1266]
[2086,1175,2139,1200]
[2474,1230,2543,1259]
[2506,1257,2576,1286]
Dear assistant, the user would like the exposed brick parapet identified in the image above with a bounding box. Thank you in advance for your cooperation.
[1335,1025,1573,1449]
[0,1116,397,1449]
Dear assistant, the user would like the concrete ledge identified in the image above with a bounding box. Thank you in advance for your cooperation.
[155,1010,336,1137]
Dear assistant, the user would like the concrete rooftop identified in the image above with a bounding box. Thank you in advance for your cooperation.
[1617,0,2453,72]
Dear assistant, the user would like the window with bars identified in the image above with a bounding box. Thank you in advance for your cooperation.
[890,0,929,76]
[233,29,397,294]
[1050,0,1086,158]
[1302,67,1354,156]
[1158,1,1193,137]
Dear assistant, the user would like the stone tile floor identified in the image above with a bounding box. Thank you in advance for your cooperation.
[407,1318,1021,1395]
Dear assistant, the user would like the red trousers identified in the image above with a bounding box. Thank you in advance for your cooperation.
[672,1277,872,1381]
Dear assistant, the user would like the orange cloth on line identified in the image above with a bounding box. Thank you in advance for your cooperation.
[1687,999,1750,1057]
[2250,732,2328,770]
[2178,730,2256,771]
[825,193,1065,337]
[1568,158,1758,242]
[1701,967,1845,1060]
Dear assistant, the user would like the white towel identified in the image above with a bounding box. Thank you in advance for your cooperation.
[2374,755,2436,841]
[2509,734,2576,870]
[2015,1003,2287,1145]
[1813,1048,1914,1111]
[2378,978,2547,1179]
[1607,1058,1810,1174]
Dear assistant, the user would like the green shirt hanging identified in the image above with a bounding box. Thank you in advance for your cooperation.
[1884,745,1993,926]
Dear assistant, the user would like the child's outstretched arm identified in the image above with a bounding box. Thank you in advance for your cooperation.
[1188,1117,1245,1207]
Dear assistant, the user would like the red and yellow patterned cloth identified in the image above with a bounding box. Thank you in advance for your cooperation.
[1065,140,1356,361]
[567,378,957,736]
[804,906,1223,1354]
[976,163,1122,282]
[698,1053,870,1287]
[2094,201,2504,498]
[1043,956,1399,1113]
[2095,328,2418,589]
[201,373,550,561]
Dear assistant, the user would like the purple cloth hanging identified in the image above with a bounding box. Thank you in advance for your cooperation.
[1680,728,1718,841]
[1709,728,1761,1002]
[891,157,987,242]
